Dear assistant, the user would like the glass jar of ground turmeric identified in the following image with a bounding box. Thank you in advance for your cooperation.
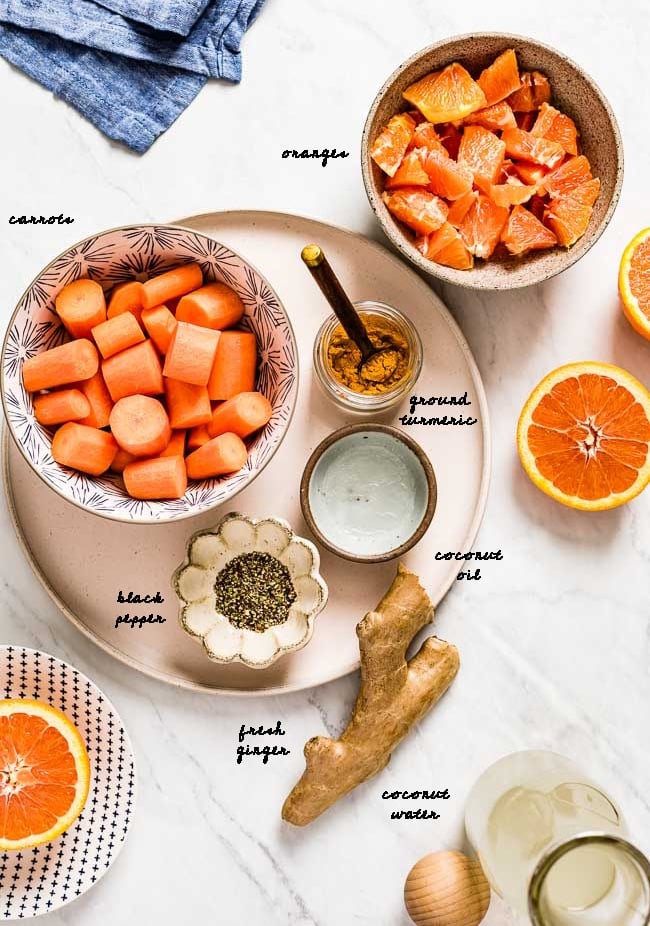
[313,301,422,413]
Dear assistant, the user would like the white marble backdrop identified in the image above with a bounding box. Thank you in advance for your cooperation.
[1,0,649,923]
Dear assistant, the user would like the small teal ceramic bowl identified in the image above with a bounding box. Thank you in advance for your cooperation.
[300,423,436,563]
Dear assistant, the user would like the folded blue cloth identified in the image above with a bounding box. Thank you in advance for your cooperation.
[0,0,265,152]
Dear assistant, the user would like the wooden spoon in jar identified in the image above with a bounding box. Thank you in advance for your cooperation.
[301,244,398,382]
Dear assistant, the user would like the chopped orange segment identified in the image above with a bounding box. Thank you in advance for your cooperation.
[437,123,462,159]
[370,113,416,177]
[385,149,431,188]
[532,102,579,155]
[464,100,517,131]
[543,155,592,197]
[544,179,600,246]
[459,193,509,259]
[421,147,474,199]
[501,204,557,255]
[435,236,474,269]
[447,189,478,227]
[407,122,447,154]
[458,125,506,187]
[517,362,650,511]
[507,71,551,111]
[489,179,537,208]
[477,49,521,105]
[383,187,449,235]
[514,161,548,187]
[502,127,565,168]
[403,62,487,123]
[415,222,460,259]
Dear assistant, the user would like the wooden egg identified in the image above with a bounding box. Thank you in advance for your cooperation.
[404,850,491,926]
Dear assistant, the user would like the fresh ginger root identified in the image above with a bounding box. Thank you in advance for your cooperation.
[282,564,460,826]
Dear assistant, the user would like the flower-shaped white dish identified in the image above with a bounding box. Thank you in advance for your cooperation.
[173,513,328,668]
[1,224,298,523]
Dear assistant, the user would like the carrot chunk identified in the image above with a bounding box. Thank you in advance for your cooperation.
[23,339,99,392]
[92,311,145,359]
[123,455,187,500]
[176,283,245,330]
[33,389,90,426]
[187,424,211,451]
[159,430,187,458]
[141,305,177,354]
[207,330,257,401]
[186,433,248,480]
[142,263,203,310]
[163,321,220,386]
[75,370,114,428]
[164,378,212,429]
[107,281,145,323]
[55,279,106,339]
[51,422,117,475]
[111,447,137,473]
[102,340,163,401]
[207,391,272,440]
[109,395,171,457]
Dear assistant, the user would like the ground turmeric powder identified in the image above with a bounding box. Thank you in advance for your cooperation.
[326,313,410,394]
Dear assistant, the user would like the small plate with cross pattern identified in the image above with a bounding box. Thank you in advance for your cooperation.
[0,646,136,919]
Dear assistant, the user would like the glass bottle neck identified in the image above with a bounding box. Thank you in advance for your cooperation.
[529,833,650,926]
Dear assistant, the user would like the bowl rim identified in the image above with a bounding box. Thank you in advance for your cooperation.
[1,222,299,525]
[299,422,437,564]
[361,31,624,291]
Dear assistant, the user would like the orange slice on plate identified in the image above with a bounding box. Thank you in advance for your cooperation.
[0,699,90,850]
[517,362,650,510]
[477,48,521,105]
[619,228,650,340]
[370,112,416,177]
[403,62,487,124]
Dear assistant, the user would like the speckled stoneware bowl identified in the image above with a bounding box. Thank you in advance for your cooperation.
[174,513,328,668]
[362,33,623,290]
[1,225,298,523]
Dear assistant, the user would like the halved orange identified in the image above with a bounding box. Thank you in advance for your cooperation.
[507,70,551,111]
[464,100,517,131]
[619,228,650,341]
[477,49,521,105]
[501,204,557,255]
[532,102,578,156]
[543,155,593,198]
[382,187,448,235]
[502,127,565,168]
[370,112,416,177]
[517,362,650,510]
[458,125,506,187]
[403,62,487,124]
[422,147,474,200]
[0,699,90,850]
[385,149,431,188]
[459,193,509,259]
[544,178,600,246]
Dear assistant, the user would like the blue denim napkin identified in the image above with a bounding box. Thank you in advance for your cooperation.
[0,0,265,153]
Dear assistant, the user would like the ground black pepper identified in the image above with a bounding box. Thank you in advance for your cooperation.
[214,552,297,632]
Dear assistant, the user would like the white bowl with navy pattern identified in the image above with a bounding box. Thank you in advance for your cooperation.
[1,225,298,524]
